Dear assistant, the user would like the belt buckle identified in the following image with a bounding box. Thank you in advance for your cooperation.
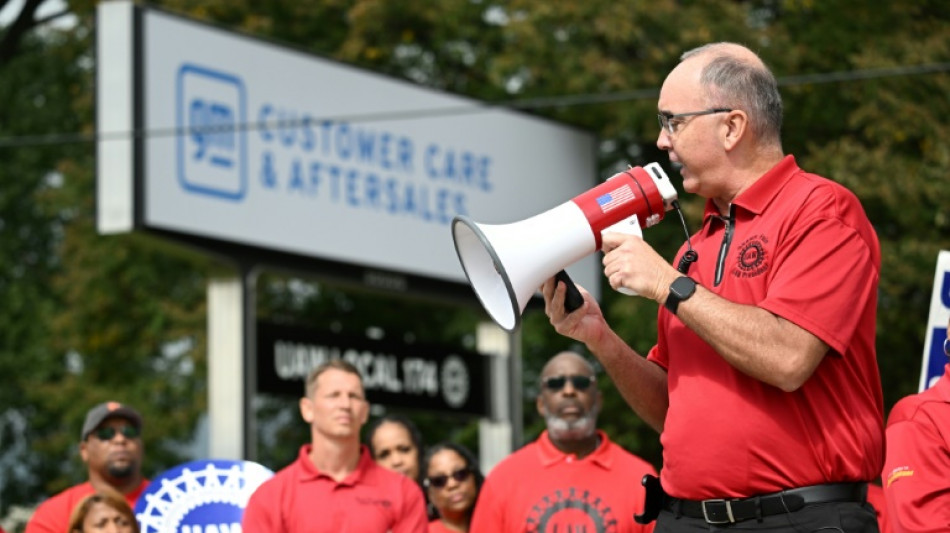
[701,499,736,524]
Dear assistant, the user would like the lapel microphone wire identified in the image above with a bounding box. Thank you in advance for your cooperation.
[671,200,698,274]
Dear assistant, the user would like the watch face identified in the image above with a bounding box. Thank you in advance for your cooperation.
[671,277,696,298]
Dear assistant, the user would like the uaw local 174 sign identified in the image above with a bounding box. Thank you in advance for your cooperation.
[135,459,273,533]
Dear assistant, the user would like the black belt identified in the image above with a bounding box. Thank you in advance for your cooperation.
[663,482,868,524]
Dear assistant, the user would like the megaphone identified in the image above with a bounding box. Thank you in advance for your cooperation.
[452,162,678,331]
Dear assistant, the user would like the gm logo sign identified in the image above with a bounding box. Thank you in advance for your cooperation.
[176,64,247,200]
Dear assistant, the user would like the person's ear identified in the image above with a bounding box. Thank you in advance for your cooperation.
[536,394,547,418]
[299,396,315,424]
[722,110,748,151]
[79,440,89,463]
[358,401,370,426]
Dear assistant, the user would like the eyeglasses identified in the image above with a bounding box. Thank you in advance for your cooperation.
[425,467,472,489]
[657,108,733,136]
[945,337,950,357]
[541,375,595,392]
[92,425,140,441]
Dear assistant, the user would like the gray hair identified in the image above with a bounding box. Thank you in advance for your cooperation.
[681,43,783,145]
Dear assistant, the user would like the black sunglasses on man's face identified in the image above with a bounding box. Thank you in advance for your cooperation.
[91,425,140,441]
[541,375,595,392]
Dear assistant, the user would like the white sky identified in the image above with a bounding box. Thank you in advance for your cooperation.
[0,0,74,28]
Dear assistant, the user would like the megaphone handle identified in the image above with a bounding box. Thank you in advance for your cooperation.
[554,270,584,313]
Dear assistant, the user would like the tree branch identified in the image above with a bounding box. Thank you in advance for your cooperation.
[0,0,45,69]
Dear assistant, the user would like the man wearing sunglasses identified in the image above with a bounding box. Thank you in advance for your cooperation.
[543,42,883,531]
[882,317,950,531]
[471,351,657,532]
[25,401,149,533]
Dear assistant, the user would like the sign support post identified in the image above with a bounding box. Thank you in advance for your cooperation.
[208,277,243,459]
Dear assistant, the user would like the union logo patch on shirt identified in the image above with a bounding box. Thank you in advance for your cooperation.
[525,487,618,533]
[732,234,770,279]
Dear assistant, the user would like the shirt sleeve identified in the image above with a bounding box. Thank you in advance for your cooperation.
[240,483,281,533]
[469,474,503,533]
[393,479,429,533]
[24,498,66,533]
[759,215,878,355]
[883,414,950,532]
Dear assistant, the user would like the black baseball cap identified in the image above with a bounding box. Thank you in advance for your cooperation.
[81,401,143,440]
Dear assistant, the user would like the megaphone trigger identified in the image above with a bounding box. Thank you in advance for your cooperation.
[601,216,642,297]
[553,270,584,313]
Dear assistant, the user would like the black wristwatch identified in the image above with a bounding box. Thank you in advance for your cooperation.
[665,276,697,315]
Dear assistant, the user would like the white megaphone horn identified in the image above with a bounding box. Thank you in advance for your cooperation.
[451,162,678,331]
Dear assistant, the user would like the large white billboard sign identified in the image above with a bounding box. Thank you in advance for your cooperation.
[96,1,601,296]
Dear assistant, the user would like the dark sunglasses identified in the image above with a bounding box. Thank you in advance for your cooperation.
[945,337,950,358]
[425,467,472,489]
[542,375,595,392]
[92,425,140,441]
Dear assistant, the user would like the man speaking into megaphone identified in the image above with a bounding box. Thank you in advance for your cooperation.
[542,43,884,532]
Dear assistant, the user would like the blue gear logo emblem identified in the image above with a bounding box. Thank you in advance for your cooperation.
[135,459,273,533]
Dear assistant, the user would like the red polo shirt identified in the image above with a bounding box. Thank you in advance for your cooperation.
[866,482,891,533]
[882,364,950,532]
[427,519,456,533]
[242,444,427,533]
[648,155,884,500]
[25,479,149,533]
[470,430,656,533]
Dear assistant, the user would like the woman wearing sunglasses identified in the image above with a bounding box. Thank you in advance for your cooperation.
[423,442,483,533]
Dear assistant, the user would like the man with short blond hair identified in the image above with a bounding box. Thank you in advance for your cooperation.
[243,359,428,532]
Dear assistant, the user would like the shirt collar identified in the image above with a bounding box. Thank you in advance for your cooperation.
[296,443,374,486]
[537,430,613,470]
[935,364,950,402]
[702,155,799,226]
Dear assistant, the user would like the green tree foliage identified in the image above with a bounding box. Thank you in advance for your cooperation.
[1,1,222,521]
[1,1,948,525]
[0,18,94,517]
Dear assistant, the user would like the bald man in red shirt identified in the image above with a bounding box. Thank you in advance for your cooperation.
[543,42,882,531]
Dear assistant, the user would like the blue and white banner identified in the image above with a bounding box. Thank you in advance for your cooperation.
[919,250,950,391]
[134,459,273,533]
